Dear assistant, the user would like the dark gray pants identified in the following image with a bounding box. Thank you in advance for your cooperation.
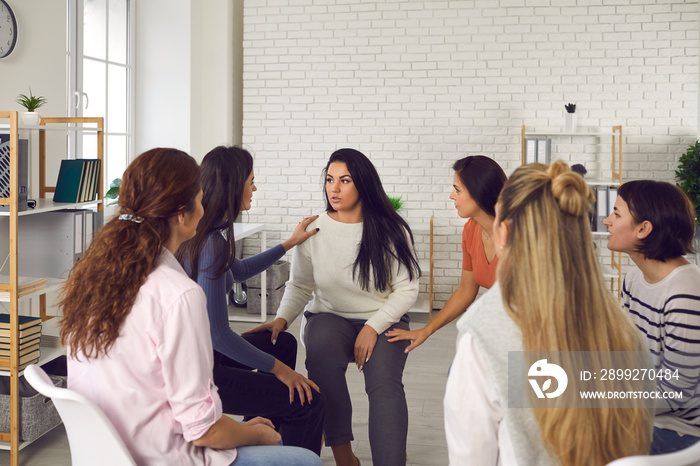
[303,312,410,466]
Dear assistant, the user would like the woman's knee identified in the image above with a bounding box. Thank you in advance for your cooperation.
[275,331,297,353]
[304,314,355,356]
[232,445,322,466]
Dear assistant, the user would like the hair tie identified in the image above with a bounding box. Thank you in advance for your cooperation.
[118,214,144,223]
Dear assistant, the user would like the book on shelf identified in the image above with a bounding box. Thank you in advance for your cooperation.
[0,334,40,349]
[596,186,608,232]
[0,348,41,370]
[54,158,101,203]
[0,313,41,330]
[525,138,537,164]
[0,322,41,339]
[0,342,39,358]
[0,276,47,299]
[536,138,551,164]
[608,187,618,216]
[40,334,61,348]
[590,186,619,233]
[78,160,97,202]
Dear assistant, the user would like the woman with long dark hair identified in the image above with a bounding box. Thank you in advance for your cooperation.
[60,148,321,465]
[387,155,506,352]
[176,145,325,455]
[247,148,421,466]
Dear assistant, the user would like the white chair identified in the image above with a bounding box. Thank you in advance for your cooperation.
[606,439,700,466]
[24,364,136,466]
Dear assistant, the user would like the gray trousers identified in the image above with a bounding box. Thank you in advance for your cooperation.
[303,311,410,466]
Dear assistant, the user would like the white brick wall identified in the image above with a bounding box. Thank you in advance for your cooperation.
[241,0,699,308]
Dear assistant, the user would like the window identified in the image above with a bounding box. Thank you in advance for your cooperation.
[68,0,133,193]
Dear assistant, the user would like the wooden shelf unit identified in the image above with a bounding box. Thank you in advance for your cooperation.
[0,112,103,466]
[520,124,623,299]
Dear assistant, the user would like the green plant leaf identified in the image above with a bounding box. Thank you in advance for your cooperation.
[105,187,119,199]
[388,195,403,212]
[675,140,700,223]
[104,178,121,200]
[15,87,47,112]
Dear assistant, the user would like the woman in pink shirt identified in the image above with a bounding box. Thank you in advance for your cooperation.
[60,148,321,466]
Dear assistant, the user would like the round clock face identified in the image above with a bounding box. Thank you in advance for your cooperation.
[0,0,17,59]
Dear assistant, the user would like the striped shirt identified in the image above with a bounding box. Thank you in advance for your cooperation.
[622,264,700,437]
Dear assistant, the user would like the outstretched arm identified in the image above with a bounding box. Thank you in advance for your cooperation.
[280,215,319,251]
[231,215,319,282]
[387,269,480,353]
[246,236,316,341]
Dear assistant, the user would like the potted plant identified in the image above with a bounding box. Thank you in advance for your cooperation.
[565,103,576,132]
[104,178,121,206]
[15,88,47,126]
[388,195,403,212]
[675,139,700,264]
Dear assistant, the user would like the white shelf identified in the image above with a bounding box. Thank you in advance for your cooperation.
[0,199,101,217]
[0,279,64,303]
[585,178,621,187]
[233,222,265,238]
[0,434,58,452]
[0,124,102,132]
[526,130,617,137]
[409,294,432,314]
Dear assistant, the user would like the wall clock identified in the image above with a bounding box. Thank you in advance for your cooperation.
[0,0,17,59]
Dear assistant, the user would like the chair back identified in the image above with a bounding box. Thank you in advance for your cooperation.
[606,440,700,466]
[24,364,136,466]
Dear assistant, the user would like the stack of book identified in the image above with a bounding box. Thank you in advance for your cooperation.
[53,158,102,203]
[0,314,41,370]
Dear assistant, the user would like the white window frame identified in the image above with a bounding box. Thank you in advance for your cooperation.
[66,0,135,192]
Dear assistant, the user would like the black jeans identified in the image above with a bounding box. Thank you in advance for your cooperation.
[213,331,325,455]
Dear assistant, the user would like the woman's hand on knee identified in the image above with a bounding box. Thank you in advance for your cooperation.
[245,418,282,446]
[354,325,378,371]
[270,359,321,405]
[243,318,288,345]
[245,416,275,430]
[385,327,429,353]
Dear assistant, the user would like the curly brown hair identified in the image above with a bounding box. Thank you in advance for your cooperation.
[60,148,201,359]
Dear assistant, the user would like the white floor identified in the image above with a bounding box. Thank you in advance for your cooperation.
[0,310,458,466]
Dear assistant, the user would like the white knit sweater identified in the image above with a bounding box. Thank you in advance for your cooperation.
[275,212,419,334]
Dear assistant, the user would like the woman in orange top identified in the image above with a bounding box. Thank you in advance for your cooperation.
[387,155,506,352]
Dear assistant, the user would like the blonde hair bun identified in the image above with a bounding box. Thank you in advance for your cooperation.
[547,160,595,217]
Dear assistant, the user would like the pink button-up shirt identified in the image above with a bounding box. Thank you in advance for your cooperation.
[68,249,237,465]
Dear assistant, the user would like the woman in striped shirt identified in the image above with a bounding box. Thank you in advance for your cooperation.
[604,179,700,454]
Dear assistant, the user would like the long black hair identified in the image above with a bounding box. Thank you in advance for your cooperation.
[177,146,253,280]
[324,148,421,292]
